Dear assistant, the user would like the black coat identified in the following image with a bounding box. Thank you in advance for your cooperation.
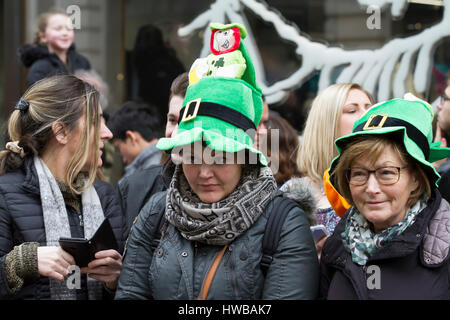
[320,190,450,300]
[19,44,91,88]
[0,157,126,299]
[131,42,185,124]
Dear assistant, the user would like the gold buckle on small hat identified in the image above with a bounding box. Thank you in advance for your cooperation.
[181,98,201,122]
[363,114,388,130]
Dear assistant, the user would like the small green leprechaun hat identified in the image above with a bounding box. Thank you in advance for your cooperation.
[329,97,450,189]
[156,22,266,165]
[209,22,247,39]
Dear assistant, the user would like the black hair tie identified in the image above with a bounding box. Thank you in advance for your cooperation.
[15,98,29,112]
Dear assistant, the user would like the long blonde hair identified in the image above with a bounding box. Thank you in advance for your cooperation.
[297,83,374,184]
[0,75,100,194]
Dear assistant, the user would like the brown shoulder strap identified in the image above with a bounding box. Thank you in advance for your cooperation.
[197,245,228,300]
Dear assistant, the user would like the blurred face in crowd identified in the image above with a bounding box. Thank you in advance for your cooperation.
[339,89,373,138]
[89,108,112,169]
[113,138,135,165]
[255,100,269,150]
[437,84,450,133]
[349,145,418,233]
[182,143,242,203]
[112,130,149,165]
[166,95,184,138]
[40,14,74,54]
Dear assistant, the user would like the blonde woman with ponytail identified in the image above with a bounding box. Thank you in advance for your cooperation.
[0,75,125,300]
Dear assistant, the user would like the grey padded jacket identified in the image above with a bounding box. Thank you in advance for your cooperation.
[115,179,319,300]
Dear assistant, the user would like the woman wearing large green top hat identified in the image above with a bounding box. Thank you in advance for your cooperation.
[320,96,450,299]
[116,22,319,300]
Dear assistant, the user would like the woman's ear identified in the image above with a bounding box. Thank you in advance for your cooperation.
[410,170,420,191]
[38,32,47,45]
[125,130,138,145]
[52,122,69,145]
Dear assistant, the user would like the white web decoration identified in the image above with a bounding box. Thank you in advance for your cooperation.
[178,0,450,104]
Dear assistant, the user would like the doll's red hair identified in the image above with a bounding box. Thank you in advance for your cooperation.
[210,27,241,55]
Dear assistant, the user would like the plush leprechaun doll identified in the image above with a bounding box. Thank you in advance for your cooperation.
[189,22,247,84]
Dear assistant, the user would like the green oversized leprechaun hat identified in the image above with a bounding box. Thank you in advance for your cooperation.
[329,96,450,189]
[156,22,267,165]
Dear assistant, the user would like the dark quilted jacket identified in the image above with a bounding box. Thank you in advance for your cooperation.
[0,157,126,299]
[320,190,450,300]
[19,44,91,88]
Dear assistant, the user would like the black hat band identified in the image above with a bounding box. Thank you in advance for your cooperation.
[354,116,430,160]
[178,100,256,139]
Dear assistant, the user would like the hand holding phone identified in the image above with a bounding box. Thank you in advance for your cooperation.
[310,224,329,242]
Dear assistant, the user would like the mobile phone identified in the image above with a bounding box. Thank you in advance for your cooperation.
[59,219,117,267]
[310,224,329,242]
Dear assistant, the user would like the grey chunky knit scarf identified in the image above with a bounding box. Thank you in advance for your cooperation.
[34,156,105,300]
[165,165,278,245]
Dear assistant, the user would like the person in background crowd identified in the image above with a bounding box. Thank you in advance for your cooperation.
[255,95,270,152]
[117,72,188,235]
[295,83,374,235]
[108,101,163,181]
[163,72,190,157]
[132,24,185,125]
[435,78,450,202]
[115,22,319,300]
[165,72,189,138]
[266,113,302,187]
[75,69,111,111]
[19,8,91,88]
[0,75,126,299]
[291,83,374,261]
[321,97,450,299]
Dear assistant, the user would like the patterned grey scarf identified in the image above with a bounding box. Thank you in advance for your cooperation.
[165,165,278,245]
[33,156,105,300]
[341,198,427,265]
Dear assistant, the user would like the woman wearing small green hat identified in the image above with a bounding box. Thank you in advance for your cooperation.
[320,97,450,299]
[115,22,319,300]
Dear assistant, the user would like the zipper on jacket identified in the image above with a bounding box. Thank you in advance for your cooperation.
[226,246,239,299]
[194,241,198,256]
[79,213,83,227]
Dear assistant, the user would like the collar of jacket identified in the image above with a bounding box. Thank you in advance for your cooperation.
[21,156,42,195]
[322,189,441,268]
[47,44,77,68]
[278,177,317,226]
[124,143,161,177]
[19,43,77,68]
